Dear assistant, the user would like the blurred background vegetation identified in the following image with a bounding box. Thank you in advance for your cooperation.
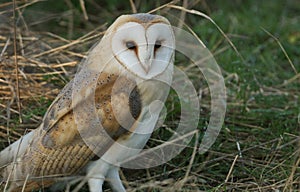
[0,0,299,191]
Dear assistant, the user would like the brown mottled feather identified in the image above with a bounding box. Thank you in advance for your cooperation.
[1,73,141,192]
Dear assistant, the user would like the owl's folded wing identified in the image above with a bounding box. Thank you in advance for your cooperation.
[0,73,142,192]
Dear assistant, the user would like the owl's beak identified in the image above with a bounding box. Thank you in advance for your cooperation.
[141,59,151,73]
[139,46,153,74]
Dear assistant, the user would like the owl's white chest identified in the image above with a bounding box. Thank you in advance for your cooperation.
[84,76,169,188]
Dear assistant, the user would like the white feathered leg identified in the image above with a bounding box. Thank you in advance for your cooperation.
[107,167,125,192]
[85,159,125,192]
[86,159,109,192]
[87,173,105,192]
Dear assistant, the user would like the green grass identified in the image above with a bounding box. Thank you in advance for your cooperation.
[0,0,299,191]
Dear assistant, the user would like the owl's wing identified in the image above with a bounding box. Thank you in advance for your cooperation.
[1,73,142,192]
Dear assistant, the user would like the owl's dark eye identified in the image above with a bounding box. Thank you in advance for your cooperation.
[154,40,162,49]
[126,41,137,50]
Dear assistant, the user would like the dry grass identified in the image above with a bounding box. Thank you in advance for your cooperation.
[1,0,299,191]
[0,1,106,142]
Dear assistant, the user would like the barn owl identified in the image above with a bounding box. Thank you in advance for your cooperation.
[0,13,175,192]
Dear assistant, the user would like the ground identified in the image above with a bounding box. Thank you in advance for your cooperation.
[0,0,299,191]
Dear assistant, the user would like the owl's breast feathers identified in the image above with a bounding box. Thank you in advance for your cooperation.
[1,72,146,192]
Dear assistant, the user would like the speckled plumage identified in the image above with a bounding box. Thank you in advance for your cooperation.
[1,73,141,192]
[0,13,174,192]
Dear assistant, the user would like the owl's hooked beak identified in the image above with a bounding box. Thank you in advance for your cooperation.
[138,45,153,74]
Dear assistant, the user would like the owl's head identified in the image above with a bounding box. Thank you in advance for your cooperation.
[106,13,175,79]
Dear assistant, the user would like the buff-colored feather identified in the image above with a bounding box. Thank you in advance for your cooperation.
[0,13,174,192]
